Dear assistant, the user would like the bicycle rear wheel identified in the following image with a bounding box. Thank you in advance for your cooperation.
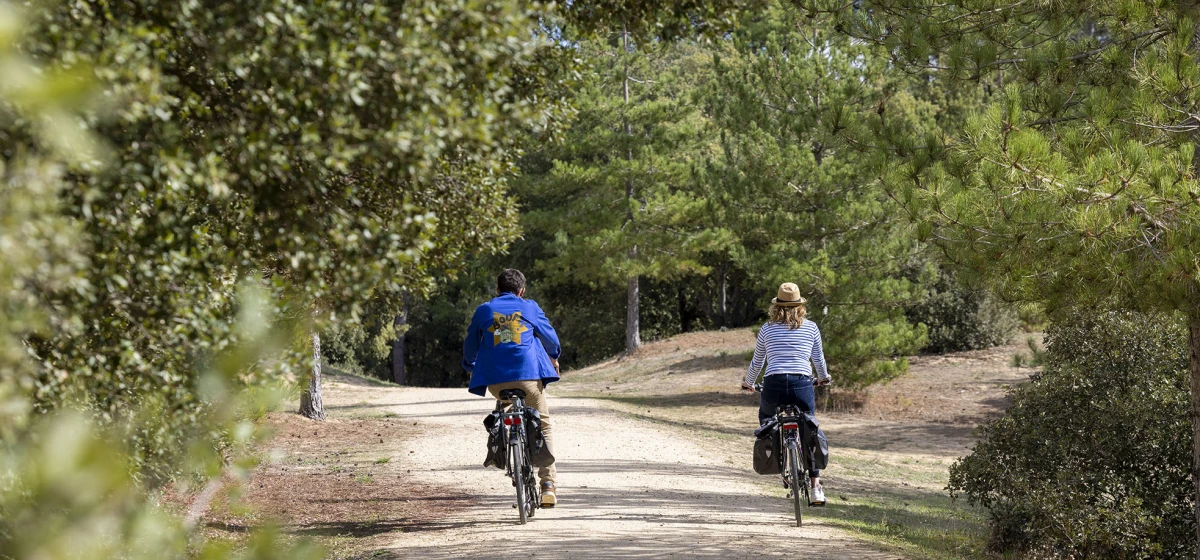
[788,440,803,527]
[512,442,527,525]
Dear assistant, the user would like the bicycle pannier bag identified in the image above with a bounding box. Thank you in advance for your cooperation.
[523,408,555,468]
[482,411,506,470]
[801,414,830,471]
[753,423,783,475]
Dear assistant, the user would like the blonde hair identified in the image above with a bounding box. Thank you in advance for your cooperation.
[768,303,807,330]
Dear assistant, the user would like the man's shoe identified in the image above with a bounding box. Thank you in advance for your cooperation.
[810,485,827,507]
[541,481,557,507]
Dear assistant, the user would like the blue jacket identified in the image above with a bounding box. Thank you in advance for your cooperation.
[463,293,561,396]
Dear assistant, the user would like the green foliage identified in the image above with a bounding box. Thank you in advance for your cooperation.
[803,0,1200,314]
[322,291,405,380]
[905,265,1018,354]
[0,412,323,560]
[562,0,765,39]
[520,36,733,295]
[6,0,564,481]
[698,4,931,387]
[1010,337,1046,369]
[949,311,1193,558]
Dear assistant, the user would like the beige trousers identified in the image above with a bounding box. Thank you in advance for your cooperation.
[488,380,556,484]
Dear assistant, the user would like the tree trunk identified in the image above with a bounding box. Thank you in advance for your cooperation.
[391,296,409,385]
[621,22,640,353]
[626,272,640,352]
[719,264,729,328]
[299,332,326,420]
[1188,305,1200,557]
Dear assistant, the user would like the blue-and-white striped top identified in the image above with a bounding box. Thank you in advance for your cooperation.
[744,320,830,386]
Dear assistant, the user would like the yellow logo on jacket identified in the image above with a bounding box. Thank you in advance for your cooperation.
[488,312,528,345]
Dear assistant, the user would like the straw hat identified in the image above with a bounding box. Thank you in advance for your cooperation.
[771,282,807,307]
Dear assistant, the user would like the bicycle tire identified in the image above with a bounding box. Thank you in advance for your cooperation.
[513,441,527,525]
[788,440,803,527]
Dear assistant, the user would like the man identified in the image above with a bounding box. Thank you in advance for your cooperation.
[463,268,562,506]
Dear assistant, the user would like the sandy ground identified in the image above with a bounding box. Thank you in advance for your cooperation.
[322,381,902,560]
[225,330,1038,559]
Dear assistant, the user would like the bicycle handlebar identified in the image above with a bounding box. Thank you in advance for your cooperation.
[745,378,832,393]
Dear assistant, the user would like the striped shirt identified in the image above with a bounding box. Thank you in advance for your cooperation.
[744,320,830,387]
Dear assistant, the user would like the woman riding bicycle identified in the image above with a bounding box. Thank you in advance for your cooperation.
[742,282,831,506]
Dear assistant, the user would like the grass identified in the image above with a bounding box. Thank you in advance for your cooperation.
[806,490,991,560]
[324,363,398,387]
[586,394,995,560]
[374,457,391,464]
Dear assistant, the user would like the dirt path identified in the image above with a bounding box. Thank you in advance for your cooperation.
[326,383,901,559]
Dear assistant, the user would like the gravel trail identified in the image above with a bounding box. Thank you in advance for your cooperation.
[330,385,902,559]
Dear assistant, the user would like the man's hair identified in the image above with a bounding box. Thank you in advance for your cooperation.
[497,268,526,295]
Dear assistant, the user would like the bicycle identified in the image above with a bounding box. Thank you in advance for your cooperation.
[495,388,541,524]
[752,381,827,527]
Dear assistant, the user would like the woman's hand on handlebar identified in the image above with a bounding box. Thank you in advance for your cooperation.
[741,381,756,393]
[815,377,832,387]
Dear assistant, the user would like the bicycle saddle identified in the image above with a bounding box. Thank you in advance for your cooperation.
[498,388,527,400]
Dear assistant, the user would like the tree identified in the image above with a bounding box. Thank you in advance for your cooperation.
[797,0,1200,551]
[696,4,931,386]
[520,35,733,352]
[12,0,553,475]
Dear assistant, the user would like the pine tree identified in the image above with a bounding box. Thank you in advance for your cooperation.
[698,5,933,387]
[797,0,1200,550]
[519,33,733,352]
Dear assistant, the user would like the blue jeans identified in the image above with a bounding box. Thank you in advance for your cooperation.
[758,374,819,478]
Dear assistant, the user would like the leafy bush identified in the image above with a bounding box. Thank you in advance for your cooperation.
[906,266,1019,353]
[948,310,1193,558]
[1009,337,1046,368]
[322,291,405,381]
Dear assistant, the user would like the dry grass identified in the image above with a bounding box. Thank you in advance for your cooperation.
[554,329,1041,559]
[197,408,471,558]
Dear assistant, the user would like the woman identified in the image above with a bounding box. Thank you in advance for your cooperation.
[742,282,831,505]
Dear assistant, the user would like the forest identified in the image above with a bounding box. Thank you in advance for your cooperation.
[3,1,1200,559]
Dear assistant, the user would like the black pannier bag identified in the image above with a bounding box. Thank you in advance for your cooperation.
[752,421,783,475]
[482,411,506,470]
[801,413,830,471]
[523,408,555,468]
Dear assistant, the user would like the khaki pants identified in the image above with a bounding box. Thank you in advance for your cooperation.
[488,380,556,484]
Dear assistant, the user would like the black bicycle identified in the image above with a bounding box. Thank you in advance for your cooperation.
[753,383,823,527]
[496,388,541,524]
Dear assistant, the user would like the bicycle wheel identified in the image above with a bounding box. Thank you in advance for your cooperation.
[512,442,527,525]
[788,440,803,527]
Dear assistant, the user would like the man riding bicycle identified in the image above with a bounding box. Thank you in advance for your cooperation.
[463,268,562,507]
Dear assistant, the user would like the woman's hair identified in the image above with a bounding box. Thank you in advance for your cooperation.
[768,303,807,330]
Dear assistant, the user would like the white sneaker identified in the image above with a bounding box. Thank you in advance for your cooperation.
[810,485,826,506]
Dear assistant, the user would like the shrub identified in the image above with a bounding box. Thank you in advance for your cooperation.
[906,266,1019,353]
[948,310,1194,558]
